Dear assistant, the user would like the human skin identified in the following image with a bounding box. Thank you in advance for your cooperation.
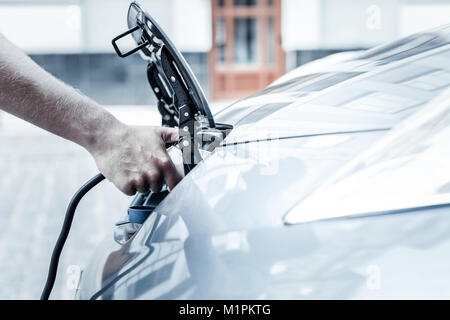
[0,33,181,195]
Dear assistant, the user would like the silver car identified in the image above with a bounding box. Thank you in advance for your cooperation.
[77,5,450,299]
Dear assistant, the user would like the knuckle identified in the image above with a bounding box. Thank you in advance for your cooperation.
[135,175,149,192]
[158,157,171,169]
[134,174,145,186]
[122,186,136,196]
[146,171,159,182]
[122,181,136,196]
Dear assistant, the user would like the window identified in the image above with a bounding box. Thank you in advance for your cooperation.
[267,17,275,65]
[215,18,227,64]
[234,0,258,7]
[234,18,259,65]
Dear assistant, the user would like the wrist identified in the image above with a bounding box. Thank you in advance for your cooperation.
[82,111,127,155]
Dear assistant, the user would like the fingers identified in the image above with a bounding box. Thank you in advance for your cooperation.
[123,155,180,195]
[134,175,149,194]
[158,153,182,191]
[123,171,161,195]
[137,153,182,193]
[120,181,137,196]
[146,170,163,193]
[159,127,179,143]
[99,126,183,196]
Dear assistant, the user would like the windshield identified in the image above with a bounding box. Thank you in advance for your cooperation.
[284,88,450,224]
[218,45,450,144]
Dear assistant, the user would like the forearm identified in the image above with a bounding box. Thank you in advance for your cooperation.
[0,33,123,152]
[0,33,182,194]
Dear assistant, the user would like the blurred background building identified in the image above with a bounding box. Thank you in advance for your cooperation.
[0,0,449,103]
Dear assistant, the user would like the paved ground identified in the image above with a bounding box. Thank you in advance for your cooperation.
[0,106,161,299]
[0,102,232,300]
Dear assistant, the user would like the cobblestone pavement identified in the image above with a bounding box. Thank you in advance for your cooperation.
[0,106,160,299]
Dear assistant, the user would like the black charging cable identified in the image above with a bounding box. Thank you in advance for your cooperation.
[40,173,105,300]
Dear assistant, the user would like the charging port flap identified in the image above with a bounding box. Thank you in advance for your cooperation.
[112,1,232,176]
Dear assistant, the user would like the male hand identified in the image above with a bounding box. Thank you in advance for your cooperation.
[89,124,182,196]
[0,33,183,196]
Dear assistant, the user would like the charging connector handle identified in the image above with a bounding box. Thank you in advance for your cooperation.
[40,173,105,300]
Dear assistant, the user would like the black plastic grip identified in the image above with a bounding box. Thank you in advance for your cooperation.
[111,25,149,58]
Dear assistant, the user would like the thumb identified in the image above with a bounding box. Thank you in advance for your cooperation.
[159,127,179,143]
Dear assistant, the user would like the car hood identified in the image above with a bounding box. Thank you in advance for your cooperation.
[78,26,450,300]
[215,25,450,144]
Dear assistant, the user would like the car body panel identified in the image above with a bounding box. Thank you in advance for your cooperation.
[81,204,450,299]
[78,26,450,300]
[286,88,450,224]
